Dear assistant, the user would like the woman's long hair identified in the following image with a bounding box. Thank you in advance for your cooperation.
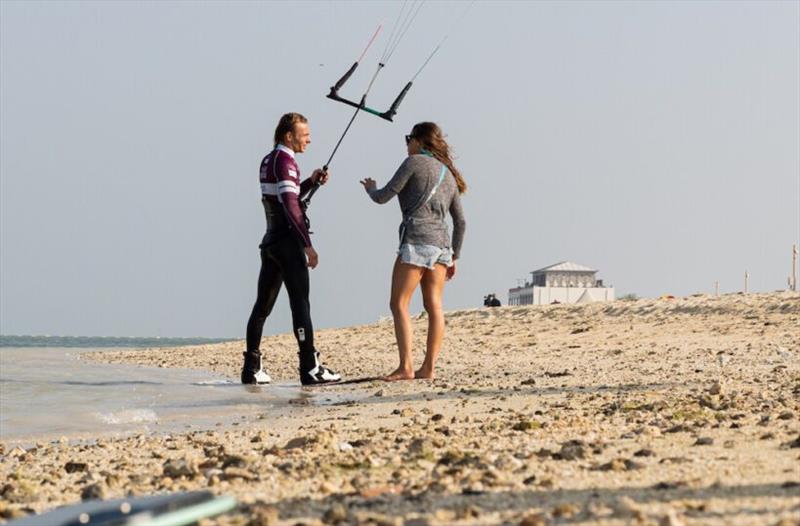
[411,122,467,194]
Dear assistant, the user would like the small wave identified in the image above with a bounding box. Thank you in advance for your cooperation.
[94,409,158,425]
[193,379,235,386]
[1,335,236,348]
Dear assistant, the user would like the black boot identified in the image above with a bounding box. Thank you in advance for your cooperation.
[241,351,272,384]
[299,351,341,385]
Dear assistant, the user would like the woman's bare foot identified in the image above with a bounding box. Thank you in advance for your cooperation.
[414,367,435,380]
[383,368,414,381]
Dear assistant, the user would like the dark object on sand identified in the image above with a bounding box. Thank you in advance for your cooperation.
[484,294,501,307]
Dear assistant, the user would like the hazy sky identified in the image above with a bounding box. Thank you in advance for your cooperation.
[1,1,798,338]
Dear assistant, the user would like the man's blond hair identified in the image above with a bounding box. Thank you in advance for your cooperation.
[274,112,308,147]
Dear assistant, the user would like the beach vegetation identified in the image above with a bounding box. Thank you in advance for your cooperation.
[618,293,639,301]
[670,407,710,421]
[334,460,371,471]
[511,419,542,431]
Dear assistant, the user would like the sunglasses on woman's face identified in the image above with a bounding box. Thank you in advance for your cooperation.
[405,134,414,145]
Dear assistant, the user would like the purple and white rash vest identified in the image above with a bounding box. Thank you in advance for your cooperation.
[259,144,314,248]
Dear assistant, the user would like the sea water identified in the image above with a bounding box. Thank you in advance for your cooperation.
[0,338,346,445]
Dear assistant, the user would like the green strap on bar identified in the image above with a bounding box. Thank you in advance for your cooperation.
[361,106,383,116]
[141,496,237,526]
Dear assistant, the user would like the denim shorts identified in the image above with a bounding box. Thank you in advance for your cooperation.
[398,243,453,269]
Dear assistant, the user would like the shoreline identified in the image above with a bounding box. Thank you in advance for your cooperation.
[1,292,798,525]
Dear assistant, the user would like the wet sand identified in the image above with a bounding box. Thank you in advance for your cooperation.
[1,292,798,525]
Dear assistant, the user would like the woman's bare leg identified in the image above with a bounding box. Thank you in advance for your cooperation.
[416,263,447,379]
[385,257,424,381]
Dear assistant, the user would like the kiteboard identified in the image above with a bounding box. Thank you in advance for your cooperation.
[6,491,236,526]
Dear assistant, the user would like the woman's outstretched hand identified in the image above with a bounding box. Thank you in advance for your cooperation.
[446,260,457,281]
[360,178,377,194]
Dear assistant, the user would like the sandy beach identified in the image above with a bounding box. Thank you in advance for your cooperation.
[1,292,798,525]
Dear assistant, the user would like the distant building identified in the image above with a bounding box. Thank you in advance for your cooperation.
[508,261,615,305]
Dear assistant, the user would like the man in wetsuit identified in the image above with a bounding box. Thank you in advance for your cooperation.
[242,112,341,385]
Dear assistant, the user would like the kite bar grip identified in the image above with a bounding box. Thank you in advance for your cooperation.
[300,166,327,210]
[380,81,413,122]
[333,62,359,92]
[326,91,364,110]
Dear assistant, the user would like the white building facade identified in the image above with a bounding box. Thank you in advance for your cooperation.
[508,261,615,306]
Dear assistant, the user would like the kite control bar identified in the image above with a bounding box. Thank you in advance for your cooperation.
[303,0,472,209]
[300,75,412,208]
[326,64,413,123]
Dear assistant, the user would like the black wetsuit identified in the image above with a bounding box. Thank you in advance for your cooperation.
[245,144,316,370]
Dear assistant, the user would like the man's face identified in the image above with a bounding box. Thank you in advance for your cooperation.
[286,122,311,153]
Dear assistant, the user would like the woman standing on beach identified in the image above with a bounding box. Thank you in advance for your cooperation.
[361,122,466,381]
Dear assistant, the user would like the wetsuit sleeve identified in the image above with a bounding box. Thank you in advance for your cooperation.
[276,154,313,248]
[369,157,414,204]
[450,191,466,260]
[299,177,315,199]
